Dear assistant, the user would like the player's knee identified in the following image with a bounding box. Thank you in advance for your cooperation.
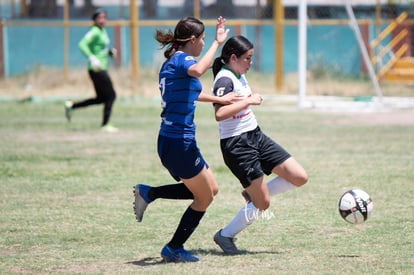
[297,172,309,186]
[193,194,214,210]
[207,176,219,196]
[212,185,219,196]
[291,171,308,187]
[253,199,270,211]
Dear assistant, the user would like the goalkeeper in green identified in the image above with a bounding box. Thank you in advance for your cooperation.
[65,9,118,132]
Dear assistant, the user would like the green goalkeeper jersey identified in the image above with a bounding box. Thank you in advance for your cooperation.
[79,25,110,71]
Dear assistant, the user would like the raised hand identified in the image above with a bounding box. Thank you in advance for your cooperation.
[215,16,230,45]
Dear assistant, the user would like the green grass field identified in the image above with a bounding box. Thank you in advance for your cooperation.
[0,98,413,274]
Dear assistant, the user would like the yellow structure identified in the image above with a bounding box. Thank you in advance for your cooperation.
[370,11,414,83]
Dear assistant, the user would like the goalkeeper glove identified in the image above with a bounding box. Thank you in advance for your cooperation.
[89,55,102,71]
[109,48,118,58]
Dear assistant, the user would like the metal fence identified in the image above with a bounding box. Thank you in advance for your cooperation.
[0,0,413,91]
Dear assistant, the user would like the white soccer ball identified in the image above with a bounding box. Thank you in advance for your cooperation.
[338,189,373,224]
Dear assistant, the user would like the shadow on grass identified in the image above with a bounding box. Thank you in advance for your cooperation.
[126,257,165,266]
[335,255,360,258]
[192,248,282,256]
[126,248,282,266]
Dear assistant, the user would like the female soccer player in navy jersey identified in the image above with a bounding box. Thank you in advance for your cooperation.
[210,36,308,255]
[132,16,236,263]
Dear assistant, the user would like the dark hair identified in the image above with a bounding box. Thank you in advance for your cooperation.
[155,17,205,59]
[92,8,106,20]
[212,35,254,77]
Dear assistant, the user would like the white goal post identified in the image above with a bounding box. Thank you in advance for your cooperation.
[343,1,383,101]
[297,0,384,108]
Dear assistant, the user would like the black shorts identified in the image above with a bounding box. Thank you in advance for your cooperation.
[220,127,291,188]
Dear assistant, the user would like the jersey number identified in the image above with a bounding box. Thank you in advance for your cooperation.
[160,77,166,108]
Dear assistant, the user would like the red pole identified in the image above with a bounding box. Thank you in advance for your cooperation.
[114,25,122,67]
[360,23,369,75]
[0,21,4,77]
[234,24,241,36]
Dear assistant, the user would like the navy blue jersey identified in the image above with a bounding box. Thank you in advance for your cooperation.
[158,51,201,139]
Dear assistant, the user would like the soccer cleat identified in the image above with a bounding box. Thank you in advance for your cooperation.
[133,184,152,222]
[64,101,73,122]
[241,190,251,202]
[101,124,119,132]
[161,244,201,262]
[214,229,240,255]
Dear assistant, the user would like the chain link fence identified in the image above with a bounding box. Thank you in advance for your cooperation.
[0,1,413,96]
[1,1,411,20]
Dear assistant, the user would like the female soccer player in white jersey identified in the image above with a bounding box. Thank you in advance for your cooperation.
[132,16,237,263]
[211,35,309,255]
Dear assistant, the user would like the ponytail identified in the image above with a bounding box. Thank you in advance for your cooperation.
[212,57,224,78]
[155,17,205,59]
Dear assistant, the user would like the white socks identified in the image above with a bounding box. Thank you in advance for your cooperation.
[220,176,297,238]
[267,176,297,196]
[221,202,258,238]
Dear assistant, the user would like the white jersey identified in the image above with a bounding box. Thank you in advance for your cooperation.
[212,68,258,139]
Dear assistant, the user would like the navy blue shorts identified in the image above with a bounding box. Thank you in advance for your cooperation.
[220,127,291,188]
[157,135,208,181]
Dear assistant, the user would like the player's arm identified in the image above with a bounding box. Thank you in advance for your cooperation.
[213,77,262,121]
[79,28,102,71]
[187,16,229,78]
[78,29,95,57]
[187,40,220,78]
[214,94,262,121]
[198,91,240,105]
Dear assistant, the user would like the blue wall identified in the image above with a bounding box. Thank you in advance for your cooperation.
[2,23,368,77]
